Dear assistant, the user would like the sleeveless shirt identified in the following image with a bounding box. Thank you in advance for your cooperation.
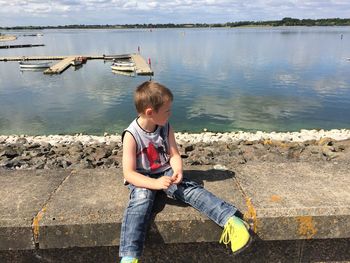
[122,117,171,175]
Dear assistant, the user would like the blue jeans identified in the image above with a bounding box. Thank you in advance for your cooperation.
[119,168,237,258]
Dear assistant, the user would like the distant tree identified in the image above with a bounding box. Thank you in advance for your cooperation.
[1,18,350,30]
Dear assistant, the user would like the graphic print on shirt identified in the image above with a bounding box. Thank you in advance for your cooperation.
[139,142,169,171]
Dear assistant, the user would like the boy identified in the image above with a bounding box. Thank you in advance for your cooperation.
[119,81,251,263]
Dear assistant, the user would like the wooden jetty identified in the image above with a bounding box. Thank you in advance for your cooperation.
[0,44,45,49]
[0,54,153,75]
[131,54,154,76]
[43,56,75,74]
[0,55,103,62]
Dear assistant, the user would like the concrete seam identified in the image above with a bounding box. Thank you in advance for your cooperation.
[231,171,258,233]
[31,170,75,247]
[298,239,305,263]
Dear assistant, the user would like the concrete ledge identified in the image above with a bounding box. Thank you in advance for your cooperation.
[0,170,69,250]
[0,162,349,251]
[234,162,350,240]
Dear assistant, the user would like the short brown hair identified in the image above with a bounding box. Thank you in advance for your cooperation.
[134,81,173,113]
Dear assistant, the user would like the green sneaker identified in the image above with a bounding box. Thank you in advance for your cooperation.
[219,216,251,254]
[120,257,138,263]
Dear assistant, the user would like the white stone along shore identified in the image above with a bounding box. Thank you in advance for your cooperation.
[1,128,350,146]
[1,128,350,170]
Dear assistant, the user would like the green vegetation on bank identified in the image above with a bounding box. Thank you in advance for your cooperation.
[1,17,350,30]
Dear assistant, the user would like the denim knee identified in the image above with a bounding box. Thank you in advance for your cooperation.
[174,178,202,202]
[128,186,156,213]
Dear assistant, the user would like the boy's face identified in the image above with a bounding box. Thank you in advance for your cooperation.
[151,100,172,126]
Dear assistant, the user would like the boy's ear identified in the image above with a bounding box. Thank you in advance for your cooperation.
[145,107,153,116]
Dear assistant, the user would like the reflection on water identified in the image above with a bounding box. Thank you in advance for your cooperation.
[0,27,350,135]
[186,94,322,132]
[111,69,136,77]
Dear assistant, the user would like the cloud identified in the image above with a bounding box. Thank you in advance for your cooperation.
[1,0,350,26]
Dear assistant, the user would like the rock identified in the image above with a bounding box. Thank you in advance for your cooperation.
[0,136,7,144]
[34,162,45,169]
[54,157,71,169]
[322,147,339,160]
[318,137,334,146]
[103,158,116,168]
[287,149,301,160]
[27,149,45,158]
[50,145,68,156]
[92,147,112,161]
[335,144,346,152]
[184,145,194,153]
[31,157,47,169]
[0,156,9,168]
[0,146,19,158]
[79,159,94,169]
[16,137,28,144]
[239,157,247,164]
[205,149,214,158]
[213,164,228,170]
[0,133,349,171]
[308,146,321,155]
[67,153,83,164]
[83,147,95,156]
[28,143,41,149]
[226,144,238,151]
[68,145,83,156]
[243,140,254,145]
[191,160,201,165]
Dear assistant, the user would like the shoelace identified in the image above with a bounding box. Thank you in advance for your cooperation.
[219,218,235,245]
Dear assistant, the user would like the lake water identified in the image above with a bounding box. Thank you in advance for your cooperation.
[1,27,350,135]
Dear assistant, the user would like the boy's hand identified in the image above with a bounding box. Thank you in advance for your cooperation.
[171,170,183,184]
[155,176,173,190]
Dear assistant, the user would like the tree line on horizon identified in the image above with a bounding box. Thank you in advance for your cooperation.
[1,17,350,30]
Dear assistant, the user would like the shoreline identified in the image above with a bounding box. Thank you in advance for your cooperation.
[1,128,350,145]
[1,128,350,170]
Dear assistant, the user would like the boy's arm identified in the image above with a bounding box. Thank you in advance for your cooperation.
[123,132,172,190]
[168,126,183,184]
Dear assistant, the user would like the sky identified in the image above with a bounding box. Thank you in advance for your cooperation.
[0,0,349,27]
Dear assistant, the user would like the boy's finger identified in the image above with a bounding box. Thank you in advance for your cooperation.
[171,174,177,181]
[174,178,181,184]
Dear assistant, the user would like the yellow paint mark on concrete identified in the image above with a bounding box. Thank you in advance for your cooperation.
[296,216,317,239]
[270,195,282,202]
[32,207,47,241]
[243,197,257,233]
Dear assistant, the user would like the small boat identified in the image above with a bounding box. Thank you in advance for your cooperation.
[71,58,82,66]
[111,60,136,72]
[19,61,51,69]
[71,56,87,66]
[20,68,47,73]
